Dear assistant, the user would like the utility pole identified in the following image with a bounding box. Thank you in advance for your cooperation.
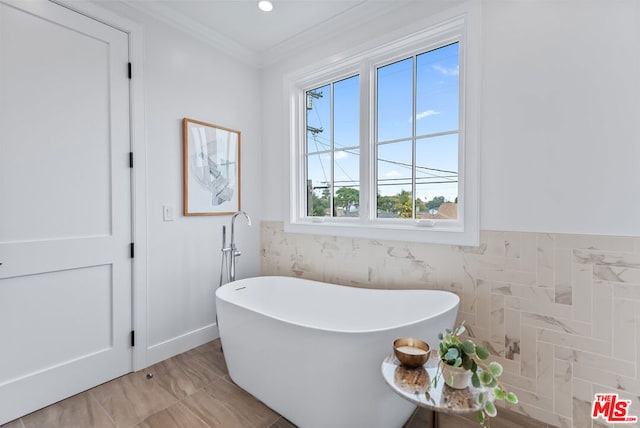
[307,179,313,215]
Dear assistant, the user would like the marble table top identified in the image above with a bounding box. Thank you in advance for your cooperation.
[381,351,484,415]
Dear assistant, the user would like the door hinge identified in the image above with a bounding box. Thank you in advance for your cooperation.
[131,330,135,347]
[130,242,135,258]
[129,152,134,168]
[128,62,132,79]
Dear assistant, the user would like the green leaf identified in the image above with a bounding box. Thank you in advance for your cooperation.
[479,371,493,385]
[438,332,443,340]
[478,392,484,404]
[477,410,485,424]
[489,361,503,377]
[484,401,497,417]
[445,348,459,361]
[455,325,466,336]
[454,357,462,367]
[476,345,490,360]
[487,377,498,388]
[462,340,476,355]
[462,355,473,370]
[471,360,478,373]
[471,372,480,388]
[494,387,505,400]
[506,392,519,404]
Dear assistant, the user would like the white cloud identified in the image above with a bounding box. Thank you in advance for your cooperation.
[416,110,440,120]
[384,170,402,178]
[409,110,440,123]
[432,64,459,76]
[334,151,349,160]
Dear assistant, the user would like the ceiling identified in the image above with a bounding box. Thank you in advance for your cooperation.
[107,0,416,67]
[157,0,366,52]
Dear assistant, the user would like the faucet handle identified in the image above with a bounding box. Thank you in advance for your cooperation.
[234,250,242,257]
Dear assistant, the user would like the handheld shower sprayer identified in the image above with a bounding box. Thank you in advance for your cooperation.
[219,225,229,287]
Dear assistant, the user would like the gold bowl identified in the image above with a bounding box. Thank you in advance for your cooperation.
[393,338,430,368]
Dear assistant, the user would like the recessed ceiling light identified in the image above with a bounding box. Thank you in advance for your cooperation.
[258,0,273,12]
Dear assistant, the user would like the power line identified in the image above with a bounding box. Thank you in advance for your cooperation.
[306,88,458,197]
[311,134,457,177]
[311,134,329,186]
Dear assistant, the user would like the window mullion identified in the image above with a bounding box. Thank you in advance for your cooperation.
[369,61,378,223]
[358,60,370,224]
[330,83,335,217]
[303,90,310,217]
[411,55,417,220]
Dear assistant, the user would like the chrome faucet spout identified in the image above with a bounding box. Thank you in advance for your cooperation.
[232,210,252,228]
[230,210,251,249]
[228,210,251,282]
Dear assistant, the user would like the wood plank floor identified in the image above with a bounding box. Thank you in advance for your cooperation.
[2,339,547,428]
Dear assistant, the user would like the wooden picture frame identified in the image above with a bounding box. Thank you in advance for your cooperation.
[183,118,241,216]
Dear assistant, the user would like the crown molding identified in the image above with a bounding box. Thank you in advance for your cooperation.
[257,0,414,68]
[110,0,418,69]
[122,0,260,68]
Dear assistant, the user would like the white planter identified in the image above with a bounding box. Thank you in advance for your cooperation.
[441,362,472,389]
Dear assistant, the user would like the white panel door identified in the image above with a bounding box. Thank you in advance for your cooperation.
[0,1,132,423]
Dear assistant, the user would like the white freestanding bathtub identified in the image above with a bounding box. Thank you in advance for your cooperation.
[215,276,459,428]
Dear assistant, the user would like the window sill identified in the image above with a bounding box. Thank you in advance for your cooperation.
[285,219,479,246]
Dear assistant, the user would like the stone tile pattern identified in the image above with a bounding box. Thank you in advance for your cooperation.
[261,221,640,428]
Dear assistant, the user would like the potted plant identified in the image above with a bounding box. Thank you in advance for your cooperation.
[435,321,518,425]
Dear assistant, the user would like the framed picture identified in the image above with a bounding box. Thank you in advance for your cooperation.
[183,118,241,216]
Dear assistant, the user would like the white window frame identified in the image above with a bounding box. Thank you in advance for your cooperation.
[286,8,480,246]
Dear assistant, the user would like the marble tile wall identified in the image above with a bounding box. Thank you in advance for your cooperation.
[260,221,640,428]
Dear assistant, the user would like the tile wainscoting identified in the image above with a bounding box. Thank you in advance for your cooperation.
[260,221,640,428]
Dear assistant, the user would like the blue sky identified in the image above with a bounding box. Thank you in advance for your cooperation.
[307,42,459,208]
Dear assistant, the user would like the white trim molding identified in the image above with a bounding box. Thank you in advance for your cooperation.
[146,324,219,367]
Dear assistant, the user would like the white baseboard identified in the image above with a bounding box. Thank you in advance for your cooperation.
[145,323,219,367]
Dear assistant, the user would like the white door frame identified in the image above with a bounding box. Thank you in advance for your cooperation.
[52,0,149,371]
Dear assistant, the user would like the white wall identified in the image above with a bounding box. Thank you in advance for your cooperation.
[96,3,262,365]
[261,0,640,237]
[480,0,640,236]
[145,21,261,363]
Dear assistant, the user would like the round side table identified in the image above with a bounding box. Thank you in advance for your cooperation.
[381,351,484,427]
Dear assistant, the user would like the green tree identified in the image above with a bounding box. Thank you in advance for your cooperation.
[377,191,413,217]
[311,191,329,216]
[426,196,446,210]
[334,187,359,215]
[377,194,395,215]
[396,190,413,218]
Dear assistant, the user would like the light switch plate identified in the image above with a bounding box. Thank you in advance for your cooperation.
[163,204,175,221]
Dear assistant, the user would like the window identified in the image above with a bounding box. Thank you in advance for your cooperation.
[376,43,459,220]
[288,12,479,245]
[306,75,360,217]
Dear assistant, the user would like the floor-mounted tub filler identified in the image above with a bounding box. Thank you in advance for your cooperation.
[216,276,459,428]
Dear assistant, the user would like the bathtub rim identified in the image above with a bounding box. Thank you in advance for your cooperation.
[216,275,460,335]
